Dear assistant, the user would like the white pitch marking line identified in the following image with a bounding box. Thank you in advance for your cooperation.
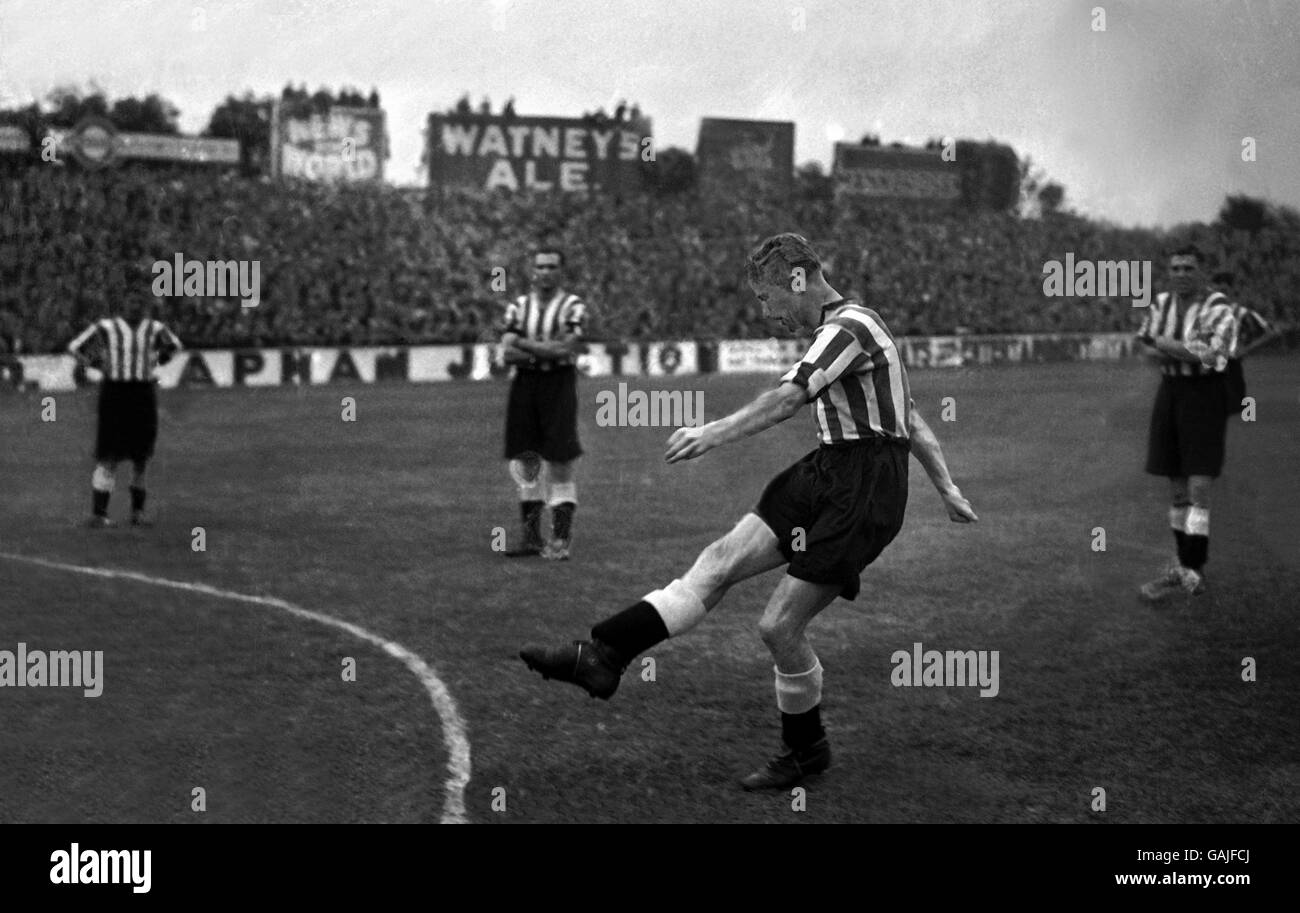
[0,551,471,825]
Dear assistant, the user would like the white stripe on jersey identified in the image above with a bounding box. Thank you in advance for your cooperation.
[780,301,909,445]
[507,290,585,343]
[1145,291,1235,377]
[524,293,542,340]
[133,319,152,381]
[69,317,180,382]
[844,309,908,426]
[540,293,565,341]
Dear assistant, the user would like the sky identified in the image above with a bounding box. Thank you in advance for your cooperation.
[2,0,1297,227]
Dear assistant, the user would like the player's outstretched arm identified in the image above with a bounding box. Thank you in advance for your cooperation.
[665,381,806,463]
[907,401,978,523]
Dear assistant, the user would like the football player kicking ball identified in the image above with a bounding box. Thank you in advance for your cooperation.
[521,234,977,789]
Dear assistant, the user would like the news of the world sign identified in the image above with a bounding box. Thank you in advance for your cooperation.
[274,105,386,182]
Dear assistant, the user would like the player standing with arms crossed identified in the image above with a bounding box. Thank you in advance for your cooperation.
[1136,246,1238,602]
[500,248,588,560]
[521,234,977,789]
[67,265,183,528]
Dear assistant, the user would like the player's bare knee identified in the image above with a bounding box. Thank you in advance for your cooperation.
[509,456,541,483]
[757,614,797,652]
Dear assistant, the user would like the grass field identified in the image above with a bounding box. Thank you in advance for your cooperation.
[1,356,1297,824]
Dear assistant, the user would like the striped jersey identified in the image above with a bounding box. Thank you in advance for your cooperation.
[68,317,183,383]
[1138,289,1236,377]
[780,300,910,445]
[503,289,586,370]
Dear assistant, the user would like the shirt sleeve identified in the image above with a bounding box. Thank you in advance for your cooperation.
[562,296,586,337]
[67,321,99,354]
[502,298,522,335]
[1233,305,1271,354]
[157,322,184,353]
[1136,294,1159,339]
[779,323,866,401]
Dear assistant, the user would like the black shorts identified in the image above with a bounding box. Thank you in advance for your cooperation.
[96,381,158,463]
[504,367,583,462]
[1225,358,1247,408]
[755,437,910,601]
[1145,372,1230,479]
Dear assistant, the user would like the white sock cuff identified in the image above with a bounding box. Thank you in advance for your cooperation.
[643,578,706,637]
[1168,505,1189,532]
[91,466,115,493]
[775,660,824,714]
[1185,506,1210,537]
[548,481,577,506]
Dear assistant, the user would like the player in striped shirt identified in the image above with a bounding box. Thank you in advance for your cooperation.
[521,233,977,789]
[67,281,183,528]
[1209,269,1279,409]
[500,247,588,560]
[1136,245,1237,602]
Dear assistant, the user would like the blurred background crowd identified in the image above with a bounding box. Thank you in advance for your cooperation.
[1,161,1296,354]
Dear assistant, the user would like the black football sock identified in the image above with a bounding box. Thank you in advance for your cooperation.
[519,500,544,544]
[781,705,826,752]
[92,490,110,518]
[590,600,670,666]
[551,502,575,541]
[1184,535,1208,571]
[1170,501,1191,565]
[130,486,147,514]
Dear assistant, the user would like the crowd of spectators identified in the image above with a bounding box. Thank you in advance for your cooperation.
[1,162,1296,355]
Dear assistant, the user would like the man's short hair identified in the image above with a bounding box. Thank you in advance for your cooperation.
[1168,243,1204,264]
[532,247,565,267]
[1210,269,1235,288]
[746,233,822,286]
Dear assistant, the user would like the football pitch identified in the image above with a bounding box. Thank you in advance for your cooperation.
[1,357,1297,824]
